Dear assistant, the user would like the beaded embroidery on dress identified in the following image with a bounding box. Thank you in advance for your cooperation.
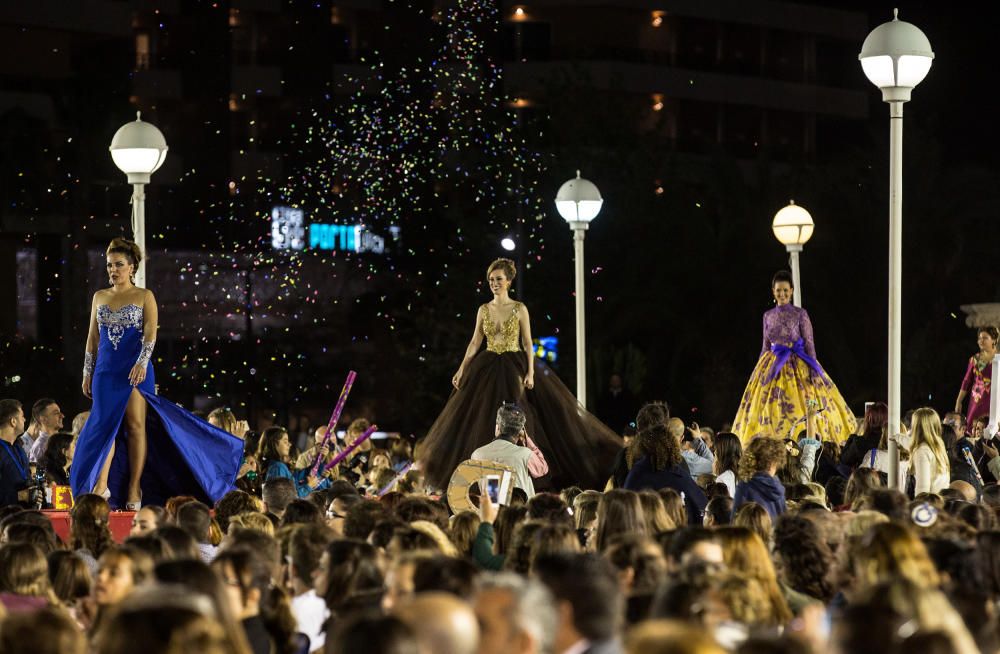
[97,304,143,351]
[482,302,521,354]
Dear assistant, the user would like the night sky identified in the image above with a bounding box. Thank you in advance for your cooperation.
[3,2,999,433]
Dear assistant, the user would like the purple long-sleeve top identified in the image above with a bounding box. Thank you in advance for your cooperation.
[760,304,817,359]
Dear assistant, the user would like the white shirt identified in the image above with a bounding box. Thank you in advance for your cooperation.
[291,589,329,652]
[716,470,736,498]
[912,445,950,495]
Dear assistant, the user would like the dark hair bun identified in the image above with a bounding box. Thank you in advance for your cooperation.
[979,326,1000,342]
[771,270,793,288]
[106,237,143,267]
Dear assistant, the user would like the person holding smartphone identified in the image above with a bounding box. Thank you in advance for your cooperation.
[471,403,548,498]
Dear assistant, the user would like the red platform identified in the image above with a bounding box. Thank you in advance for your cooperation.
[44,510,135,544]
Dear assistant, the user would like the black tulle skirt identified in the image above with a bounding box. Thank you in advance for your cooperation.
[419,351,622,490]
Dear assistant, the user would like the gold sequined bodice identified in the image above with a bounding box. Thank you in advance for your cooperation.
[482,302,522,354]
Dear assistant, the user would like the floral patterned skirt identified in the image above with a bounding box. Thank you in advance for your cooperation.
[732,352,856,444]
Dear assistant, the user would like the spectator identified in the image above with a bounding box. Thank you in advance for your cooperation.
[326,614,419,654]
[596,373,638,435]
[595,490,648,553]
[39,431,74,487]
[712,433,742,498]
[471,403,548,498]
[394,591,479,654]
[0,607,86,654]
[21,398,64,464]
[288,523,335,651]
[0,542,57,611]
[674,419,714,477]
[911,408,951,495]
[0,399,30,507]
[215,490,262,533]
[533,553,624,654]
[840,402,888,469]
[69,411,90,437]
[624,423,707,525]
[474,572,558,654]
[70,494,114,575]
[733,436,787,519]
[262,477,296,520]
[128,506,164,537]
[213,548,298,654]
[176,501,217,562]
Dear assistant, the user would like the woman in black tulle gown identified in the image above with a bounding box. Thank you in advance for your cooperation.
[420,258,621,490]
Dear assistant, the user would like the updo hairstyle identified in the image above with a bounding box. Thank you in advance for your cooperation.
[487,258,517,282]
[106,238,143,269]
[771,270,793,289]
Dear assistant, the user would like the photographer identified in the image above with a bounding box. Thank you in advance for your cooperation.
[0,399,32,507]
[472,403,548,498]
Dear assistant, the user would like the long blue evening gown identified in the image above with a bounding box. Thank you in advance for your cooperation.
[70,302,243,508]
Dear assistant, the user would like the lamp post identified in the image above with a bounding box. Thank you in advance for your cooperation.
[109,111,168,288]
[771,201,814,307]
[859,9,933,489]
[556,171,603,408]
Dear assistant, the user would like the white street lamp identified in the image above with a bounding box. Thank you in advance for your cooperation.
[501,237,516,252]
[109,111,168,288]
[556,170,603,408]
[859,8,933,488]
[771,200,814,307]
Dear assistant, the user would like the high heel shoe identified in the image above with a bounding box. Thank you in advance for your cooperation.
[94,487,111,501]
[125,493,142,512]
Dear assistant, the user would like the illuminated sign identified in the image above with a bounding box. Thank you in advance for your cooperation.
[271,205,399,254]
[271,206,306,251]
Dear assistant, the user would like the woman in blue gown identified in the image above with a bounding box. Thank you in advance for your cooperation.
[70,238,243,510]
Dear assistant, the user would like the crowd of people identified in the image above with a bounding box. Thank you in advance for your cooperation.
[1,389,1000,654]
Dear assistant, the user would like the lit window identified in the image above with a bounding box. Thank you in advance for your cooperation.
[135,33,150,70]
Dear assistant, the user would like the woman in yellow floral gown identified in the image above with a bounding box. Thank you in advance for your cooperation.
[732,271,856,444]
[419,258,621,490]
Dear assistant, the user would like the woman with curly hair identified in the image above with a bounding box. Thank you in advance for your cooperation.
[624,423,707,525]
[772,514,836,604]
[70,494,115,576]
[733,436,787,518]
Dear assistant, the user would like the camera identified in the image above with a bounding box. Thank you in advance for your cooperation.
[24,466,48,510]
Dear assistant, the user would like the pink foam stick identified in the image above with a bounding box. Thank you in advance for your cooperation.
[320,424,377,476]
[310,370,358,477]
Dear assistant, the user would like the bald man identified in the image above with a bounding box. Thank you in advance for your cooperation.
[395,592,479,654]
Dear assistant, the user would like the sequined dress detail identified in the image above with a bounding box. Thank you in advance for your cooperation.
[420,301,622,490]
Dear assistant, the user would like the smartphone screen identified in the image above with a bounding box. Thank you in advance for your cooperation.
[485,476,501,503]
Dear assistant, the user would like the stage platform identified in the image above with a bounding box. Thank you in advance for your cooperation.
[44,510,135,544]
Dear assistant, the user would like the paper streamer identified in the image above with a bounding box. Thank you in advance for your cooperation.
[310,370,358,477]
[319,424,377,477]
[378,462,413,497]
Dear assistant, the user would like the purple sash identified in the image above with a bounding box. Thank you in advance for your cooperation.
[766,338,824,382]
